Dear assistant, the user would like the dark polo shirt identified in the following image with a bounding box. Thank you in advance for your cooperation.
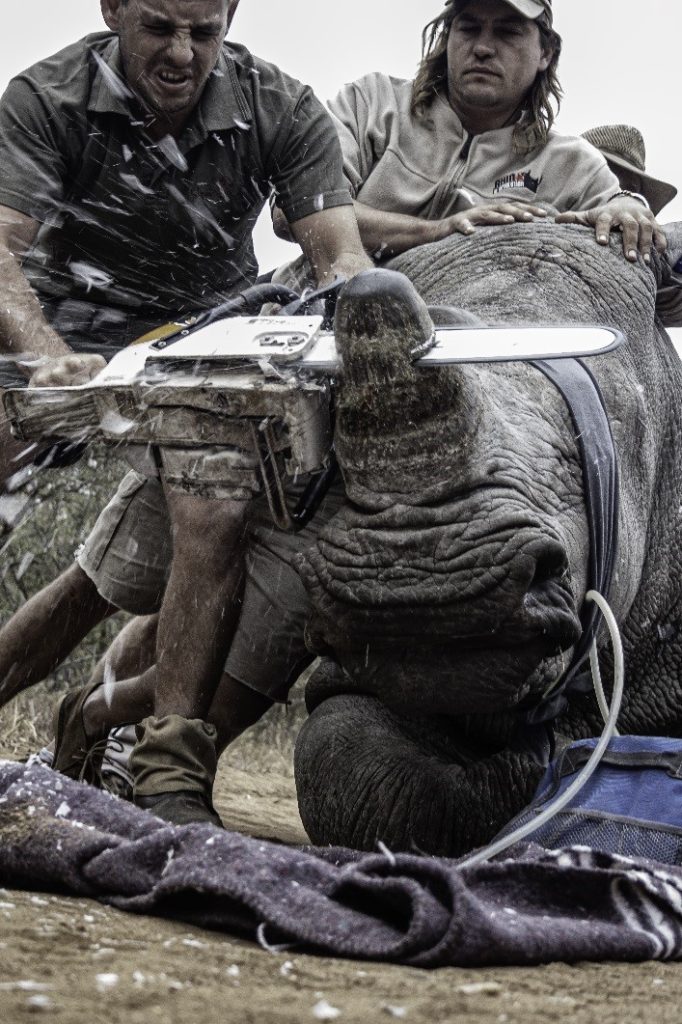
[0,33,351,353]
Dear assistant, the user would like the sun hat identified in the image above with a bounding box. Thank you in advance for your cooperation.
[581,124,677,216]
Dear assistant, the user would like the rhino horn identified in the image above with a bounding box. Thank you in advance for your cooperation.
[334,268,435,386]
[333,269,483,496]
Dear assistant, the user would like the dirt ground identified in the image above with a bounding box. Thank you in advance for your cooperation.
[2,718,682,1024]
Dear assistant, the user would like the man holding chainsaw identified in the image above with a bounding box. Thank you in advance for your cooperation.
[0,0,371,825]
[0,0,368,478]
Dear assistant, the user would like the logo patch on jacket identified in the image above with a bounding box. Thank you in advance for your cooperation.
[494,171,541,195]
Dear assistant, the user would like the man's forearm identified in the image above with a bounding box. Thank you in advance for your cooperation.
[353,201,440,259]
[0,248,70,364]
[290,205,373,286]
[315,248,372,287]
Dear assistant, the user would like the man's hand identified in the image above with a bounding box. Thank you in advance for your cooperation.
[352,200,548,260]
[555,198,667,264]
[30,353,106,388]
[431,202,548,241]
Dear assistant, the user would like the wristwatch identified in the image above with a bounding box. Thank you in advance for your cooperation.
[608,190,650,210]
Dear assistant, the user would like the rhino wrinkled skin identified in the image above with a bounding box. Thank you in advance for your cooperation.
[293,222,682,857]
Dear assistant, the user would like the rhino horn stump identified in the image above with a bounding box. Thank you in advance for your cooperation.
[334,269,483,497]
[334,268,435,387]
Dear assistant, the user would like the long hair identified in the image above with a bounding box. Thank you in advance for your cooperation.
[411,1,563,154]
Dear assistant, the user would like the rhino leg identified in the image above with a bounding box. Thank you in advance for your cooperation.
[294,692,544,857]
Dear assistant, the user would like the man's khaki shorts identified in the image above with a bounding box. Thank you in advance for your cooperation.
[77,469,345,702]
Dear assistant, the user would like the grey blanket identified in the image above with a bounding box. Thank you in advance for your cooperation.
[1,759,682,966]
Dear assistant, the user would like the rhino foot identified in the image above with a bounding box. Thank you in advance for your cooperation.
[294,693,544,857]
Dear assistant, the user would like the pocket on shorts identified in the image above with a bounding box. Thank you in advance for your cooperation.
[77,469,172,614]
[78,470,150,573]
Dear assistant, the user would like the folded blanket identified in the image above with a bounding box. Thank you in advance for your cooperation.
[1,760,681,967]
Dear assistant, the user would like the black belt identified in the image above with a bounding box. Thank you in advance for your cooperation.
[518,356,620,732]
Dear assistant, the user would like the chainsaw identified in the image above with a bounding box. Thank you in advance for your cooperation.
[3,281,622,529]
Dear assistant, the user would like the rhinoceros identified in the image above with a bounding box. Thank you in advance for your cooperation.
[293,222,682,858]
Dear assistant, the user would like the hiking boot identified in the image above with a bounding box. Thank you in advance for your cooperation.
[52,680,108,783]
[98,726,136,802]
[136,790,223,827]
[23,745,54,769]
[130,715,223,828]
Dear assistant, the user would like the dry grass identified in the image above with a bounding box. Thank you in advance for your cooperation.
[0,691,47,757]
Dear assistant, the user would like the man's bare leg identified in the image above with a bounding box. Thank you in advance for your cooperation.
[0,563,116,706]
[37,615,158,759]
[207,672,274,754]
[87,613,158,688]
[82,665,156,737]
[153,490,249,719]
[126,489,253,826]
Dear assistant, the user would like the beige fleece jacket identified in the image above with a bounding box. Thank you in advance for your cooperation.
[329,72,620,218]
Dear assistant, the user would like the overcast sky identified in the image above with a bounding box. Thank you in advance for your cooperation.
[1,1,680,277]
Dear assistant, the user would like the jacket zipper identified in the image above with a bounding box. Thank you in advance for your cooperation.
[449,132,474,192]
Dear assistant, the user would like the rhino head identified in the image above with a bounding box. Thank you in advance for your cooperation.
[302,268,585,716]
[294,223,682,857]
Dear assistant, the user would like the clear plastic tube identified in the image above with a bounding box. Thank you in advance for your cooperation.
[589,640,619,735]
[457,590,623,869]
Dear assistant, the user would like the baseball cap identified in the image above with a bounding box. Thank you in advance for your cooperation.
[503,0,552,20]
[448,1,553,24]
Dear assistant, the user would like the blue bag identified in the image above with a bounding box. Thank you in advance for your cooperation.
[500,735,682,864]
